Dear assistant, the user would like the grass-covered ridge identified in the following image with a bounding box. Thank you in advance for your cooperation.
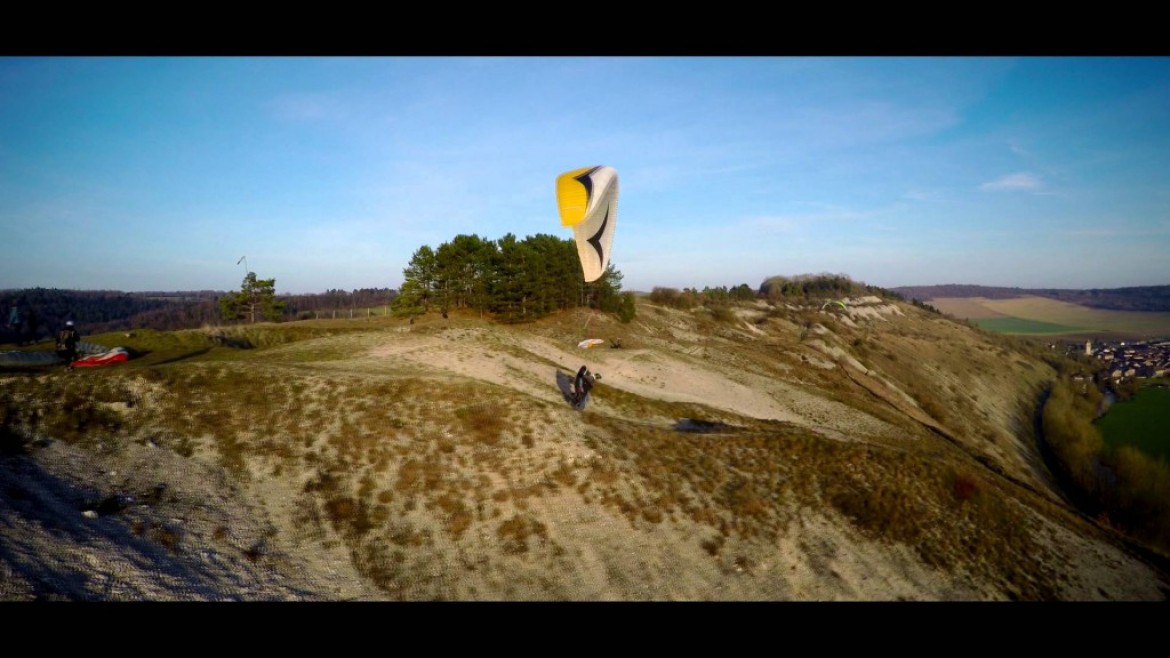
[2,294,1166,600]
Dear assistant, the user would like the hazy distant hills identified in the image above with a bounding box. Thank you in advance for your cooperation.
[891,284,1170,313]
[5,284,1169,338]
[0,288,397,337]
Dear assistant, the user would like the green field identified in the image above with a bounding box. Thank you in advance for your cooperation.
[932,296,1170,339]
[972,317,1085,335]
[1096,386,1170,463]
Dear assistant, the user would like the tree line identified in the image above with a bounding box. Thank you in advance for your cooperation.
[759,273,896,301]
[3,230,632,339]
[1,284,400,340]
[647,284,756,309]
[1,285,195,337]
[1041,378,1170,555]
[391,233,635,323]
[4,271,900,342]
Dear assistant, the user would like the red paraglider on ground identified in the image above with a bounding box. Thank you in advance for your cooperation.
[71,346,130,368]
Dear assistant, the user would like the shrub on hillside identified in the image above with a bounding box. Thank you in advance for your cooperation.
[649,287,696,309]
[1043,380,1170,555]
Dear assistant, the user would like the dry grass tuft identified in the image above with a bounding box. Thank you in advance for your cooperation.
[497,514,548,555]
[456,403,508,445]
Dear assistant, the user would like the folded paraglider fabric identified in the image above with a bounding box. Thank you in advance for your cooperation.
[72,347,130,368]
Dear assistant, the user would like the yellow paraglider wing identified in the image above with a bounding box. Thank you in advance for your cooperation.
[556,165,619,282]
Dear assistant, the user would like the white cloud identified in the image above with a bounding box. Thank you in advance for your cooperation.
[980,172,1042,192]
[740,215,804,233]
[1008,141,1033,159]
[902,188,939,202]
[1065,228,1117,238]
[1065,222,1170,238]
[269,93,351,123]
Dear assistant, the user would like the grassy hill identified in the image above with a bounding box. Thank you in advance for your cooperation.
[2,295,1168,601]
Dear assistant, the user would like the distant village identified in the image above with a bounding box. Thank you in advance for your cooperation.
[1060,338,1170,383]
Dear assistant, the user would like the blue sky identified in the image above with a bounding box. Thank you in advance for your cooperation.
[2,56,1168,295]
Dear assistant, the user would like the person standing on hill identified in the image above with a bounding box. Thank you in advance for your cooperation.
[23,307,39,345]
[56,320,80,371]
[7,302,22,342]
[572,365,599,408]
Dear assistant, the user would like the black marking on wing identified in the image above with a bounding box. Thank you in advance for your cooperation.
[586,206,609,268]
[575,167,600,203]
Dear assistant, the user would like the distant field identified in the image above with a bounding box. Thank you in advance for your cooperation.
[1096,386,1170,463]
[931,296,1170,338]
[972,317,1086,335]
[928,297,1012,320]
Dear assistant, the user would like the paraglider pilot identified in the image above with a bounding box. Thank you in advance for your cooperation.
[573,365,599,406]
[56,320,80,371]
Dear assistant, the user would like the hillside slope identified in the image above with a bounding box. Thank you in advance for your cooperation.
[2,296,1167,601]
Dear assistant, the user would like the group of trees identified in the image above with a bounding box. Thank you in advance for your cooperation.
[220,279,398,324]
[1,288,203,340]
[392,233,634,323]
[281,288,397,319]
[1042,379,1170,553]
[645,274,901,312]
[1,282,400,338]
[648,284,756,310]
[218,272,285,324]
[759,273,882,301]
[6,269,908,339]
[219,279,401,323]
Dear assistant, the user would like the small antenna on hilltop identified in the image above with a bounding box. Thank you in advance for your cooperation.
[237,255,249,276]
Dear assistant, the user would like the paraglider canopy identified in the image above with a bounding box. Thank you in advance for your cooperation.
[577,338,605,349]
[556,165,619,283]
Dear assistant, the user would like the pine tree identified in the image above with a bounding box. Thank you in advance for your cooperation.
[219,272,286,323]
